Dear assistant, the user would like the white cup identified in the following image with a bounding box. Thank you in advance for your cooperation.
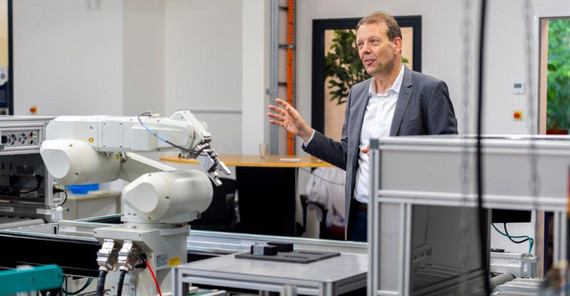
[259,143,269,159]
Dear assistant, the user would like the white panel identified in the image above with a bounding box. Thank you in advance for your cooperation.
[188,113,242,156]
[13,0,124,116]
[379,203,403,291]
[122,0,165,116]
[164,0,242,113]
[241,0,266,155]
[164,0,243,156]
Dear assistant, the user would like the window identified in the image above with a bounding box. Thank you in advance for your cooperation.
[539,17,570,134]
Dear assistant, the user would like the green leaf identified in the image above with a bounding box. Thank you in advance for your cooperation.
[548,63,557,71]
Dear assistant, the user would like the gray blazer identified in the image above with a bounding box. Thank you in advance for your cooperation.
[304,66,458,237]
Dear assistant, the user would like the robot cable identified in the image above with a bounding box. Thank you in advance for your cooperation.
[137,111,194,155]
[140,254,163,296]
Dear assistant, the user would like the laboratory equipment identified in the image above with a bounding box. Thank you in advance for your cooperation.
[0,116,58,229]
[39,110,230,295]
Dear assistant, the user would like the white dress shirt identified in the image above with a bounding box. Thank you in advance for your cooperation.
[353,65,404,204]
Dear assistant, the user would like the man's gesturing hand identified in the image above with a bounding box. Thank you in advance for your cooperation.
[268,98,313,142]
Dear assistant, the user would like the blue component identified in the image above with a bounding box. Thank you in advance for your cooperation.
[0,265,63,295]
[68,183,99,194]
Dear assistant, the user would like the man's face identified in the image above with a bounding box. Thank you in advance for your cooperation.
[356,22,401,77]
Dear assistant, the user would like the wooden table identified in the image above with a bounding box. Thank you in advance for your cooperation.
[160,155,332,168]
[161,155,333,236]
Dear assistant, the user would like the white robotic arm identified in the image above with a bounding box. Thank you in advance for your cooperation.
[40,111,232,295]
[40,110,231,224]
[40,111,230,184]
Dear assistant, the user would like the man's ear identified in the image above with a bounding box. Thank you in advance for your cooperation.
[393,37,402,55]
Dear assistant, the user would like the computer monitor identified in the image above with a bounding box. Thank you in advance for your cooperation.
[491,209,532,223]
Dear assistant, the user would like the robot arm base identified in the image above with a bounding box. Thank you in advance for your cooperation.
[122,170,213,223]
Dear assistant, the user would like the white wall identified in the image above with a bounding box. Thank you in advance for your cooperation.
[242,0,268,155]
[13,0,124,116]
[14,0,243,154]
[14,0,167,117]
[122,0,165,116]
[164,0,243,155]
[484,0,570,135]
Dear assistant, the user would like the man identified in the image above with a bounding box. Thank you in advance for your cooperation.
[268,11,458,241]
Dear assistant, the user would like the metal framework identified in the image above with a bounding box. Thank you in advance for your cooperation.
[369,135,570,295]
[269,0,279,155]
[269,0,296,155]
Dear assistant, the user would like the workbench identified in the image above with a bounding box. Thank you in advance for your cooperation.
[172,252,367,295]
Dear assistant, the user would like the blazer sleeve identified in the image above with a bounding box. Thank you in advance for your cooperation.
[427,81,458,135]
[302,88,352,170]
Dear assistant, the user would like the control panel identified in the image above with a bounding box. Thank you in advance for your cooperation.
[1,129,41,148]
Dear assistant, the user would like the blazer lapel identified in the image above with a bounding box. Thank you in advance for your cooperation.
[352,79,372,147]
[390,66,413,136]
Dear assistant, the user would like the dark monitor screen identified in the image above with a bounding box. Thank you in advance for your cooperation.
[492,209,531,223]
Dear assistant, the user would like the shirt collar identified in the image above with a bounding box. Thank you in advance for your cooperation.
[369,64,405,96]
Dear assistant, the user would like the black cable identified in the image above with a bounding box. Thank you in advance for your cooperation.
[503,223,529,244]
[116,270,127,296]
[96,270,107,296]
[54,188,68,207]
[135,253,148,269]
[476,0,490,294]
